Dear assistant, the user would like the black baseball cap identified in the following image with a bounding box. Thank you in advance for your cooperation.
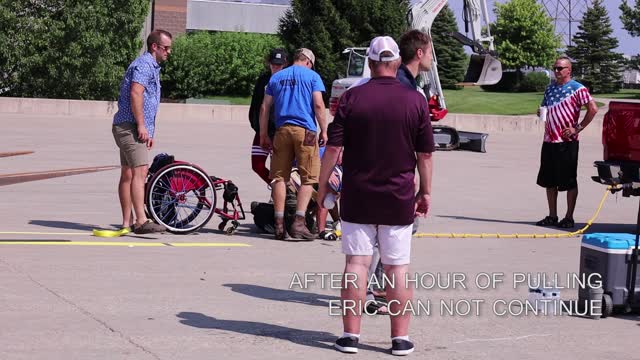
[269,48,287,65]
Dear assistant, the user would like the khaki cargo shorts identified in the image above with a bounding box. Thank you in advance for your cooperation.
[270,125,320,185]
[112,122,149,168]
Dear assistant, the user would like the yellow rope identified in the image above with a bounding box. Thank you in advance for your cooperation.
[413,186,616,239]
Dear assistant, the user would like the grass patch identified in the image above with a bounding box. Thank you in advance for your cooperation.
[443,86,605,115]
[591,89,640,99]
[204,96,251,105]
[443,86,542,115]
[193,85,626,114]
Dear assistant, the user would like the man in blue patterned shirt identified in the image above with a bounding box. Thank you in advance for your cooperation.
[112,29,172,234]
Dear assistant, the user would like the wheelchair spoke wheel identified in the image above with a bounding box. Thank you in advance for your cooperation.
[147,164,216,233]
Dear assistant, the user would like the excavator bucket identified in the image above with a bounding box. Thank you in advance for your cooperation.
[463,54,502,86]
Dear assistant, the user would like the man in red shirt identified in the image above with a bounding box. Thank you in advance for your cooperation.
[319,36,435,356]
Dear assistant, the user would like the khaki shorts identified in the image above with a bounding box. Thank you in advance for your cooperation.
[341,221,413,265]
[270,125,319,185]
[112,122,149,168]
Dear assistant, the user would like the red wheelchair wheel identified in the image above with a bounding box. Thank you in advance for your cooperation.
[146,164,216,233]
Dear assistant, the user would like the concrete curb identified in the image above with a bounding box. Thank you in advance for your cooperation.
[0,96,605,136]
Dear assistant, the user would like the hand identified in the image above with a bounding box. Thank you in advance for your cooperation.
[319,130,328,147]
[561,126,577,138]
[260,134,272,151]
[536,108,540,117]
[415,193,430,217]
[328,171,340,190]
[137,125,149,143]
[147,138,154,149]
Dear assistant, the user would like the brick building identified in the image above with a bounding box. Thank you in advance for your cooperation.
[153,0,188,37]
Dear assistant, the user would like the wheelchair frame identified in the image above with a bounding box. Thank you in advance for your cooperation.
[144,160,245,234]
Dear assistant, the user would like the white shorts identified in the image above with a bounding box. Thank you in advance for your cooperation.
[341,221,413,265]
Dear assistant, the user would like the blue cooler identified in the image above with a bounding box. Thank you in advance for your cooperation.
[579,233,640,316]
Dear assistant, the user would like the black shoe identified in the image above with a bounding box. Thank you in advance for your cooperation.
[535,215,558,227]
[557,217,575,229]
[318,230,338,241]
[391,339,414,356]
[334,336,359,354]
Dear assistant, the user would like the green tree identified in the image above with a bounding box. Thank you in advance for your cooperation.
[567,0,624,93]
[491,0,560,75]
[621,0,640,37]
[620,0,640,69]
[0,0,149,100]
[278,0,409,94]
[431,5,467,89]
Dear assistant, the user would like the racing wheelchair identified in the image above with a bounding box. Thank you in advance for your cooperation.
[144,153,245,234]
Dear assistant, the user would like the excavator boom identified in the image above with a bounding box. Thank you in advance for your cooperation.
[410,0,502,117]
[329,0,502,123]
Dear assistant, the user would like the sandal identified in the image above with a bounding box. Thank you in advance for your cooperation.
[536,215,558,226]
[557,218,575,229]
[133,219,166,234]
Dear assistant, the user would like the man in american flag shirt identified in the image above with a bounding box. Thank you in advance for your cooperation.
[535,56,598,229]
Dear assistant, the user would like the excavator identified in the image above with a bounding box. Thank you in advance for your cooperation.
[328,0,502,152]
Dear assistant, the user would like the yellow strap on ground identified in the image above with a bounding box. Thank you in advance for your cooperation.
[92,228,130,237]
[414,186,614,239]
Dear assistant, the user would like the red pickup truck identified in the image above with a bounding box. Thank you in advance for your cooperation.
[593,101,640,197]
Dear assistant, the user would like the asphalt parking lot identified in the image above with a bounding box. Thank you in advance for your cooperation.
[1,109,639,360]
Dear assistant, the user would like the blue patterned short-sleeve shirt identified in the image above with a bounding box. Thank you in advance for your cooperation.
[113,52,161,138]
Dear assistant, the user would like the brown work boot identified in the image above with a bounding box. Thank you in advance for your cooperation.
[274,216,286,240]
[288,215,315,241]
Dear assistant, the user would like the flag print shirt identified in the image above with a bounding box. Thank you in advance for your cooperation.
[541,79,593,143]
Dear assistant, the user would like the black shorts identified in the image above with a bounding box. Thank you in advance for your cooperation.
[536,141,579,191]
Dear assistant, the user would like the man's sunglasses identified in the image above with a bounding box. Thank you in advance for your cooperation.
[156,44,171,51]
[553,66,568,71]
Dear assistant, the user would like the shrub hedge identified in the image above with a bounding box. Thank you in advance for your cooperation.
[519,71,551,92]
[481,71,551,93]
[162,31,283,99]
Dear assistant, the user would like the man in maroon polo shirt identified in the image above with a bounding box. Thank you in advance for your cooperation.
[319,36,435,356]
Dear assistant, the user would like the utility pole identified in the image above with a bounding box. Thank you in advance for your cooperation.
[539,0,590,49]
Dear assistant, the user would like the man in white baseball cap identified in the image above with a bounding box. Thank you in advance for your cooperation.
[322,35,434,356]
[367,35,401,62]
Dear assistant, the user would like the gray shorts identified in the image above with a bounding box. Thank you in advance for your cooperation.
[112,122,148,168]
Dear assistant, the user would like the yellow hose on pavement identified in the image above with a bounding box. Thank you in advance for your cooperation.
[414,186,616,239]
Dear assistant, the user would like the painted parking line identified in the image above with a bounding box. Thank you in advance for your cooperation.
[170,242,250,247]
[0,231,90,236]
[0,241,251,247]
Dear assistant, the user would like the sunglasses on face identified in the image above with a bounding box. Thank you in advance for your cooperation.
[156,44,171,52]
[553,66,568,72]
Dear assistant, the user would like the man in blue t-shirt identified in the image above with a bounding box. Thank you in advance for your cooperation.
[259,48,328,241]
